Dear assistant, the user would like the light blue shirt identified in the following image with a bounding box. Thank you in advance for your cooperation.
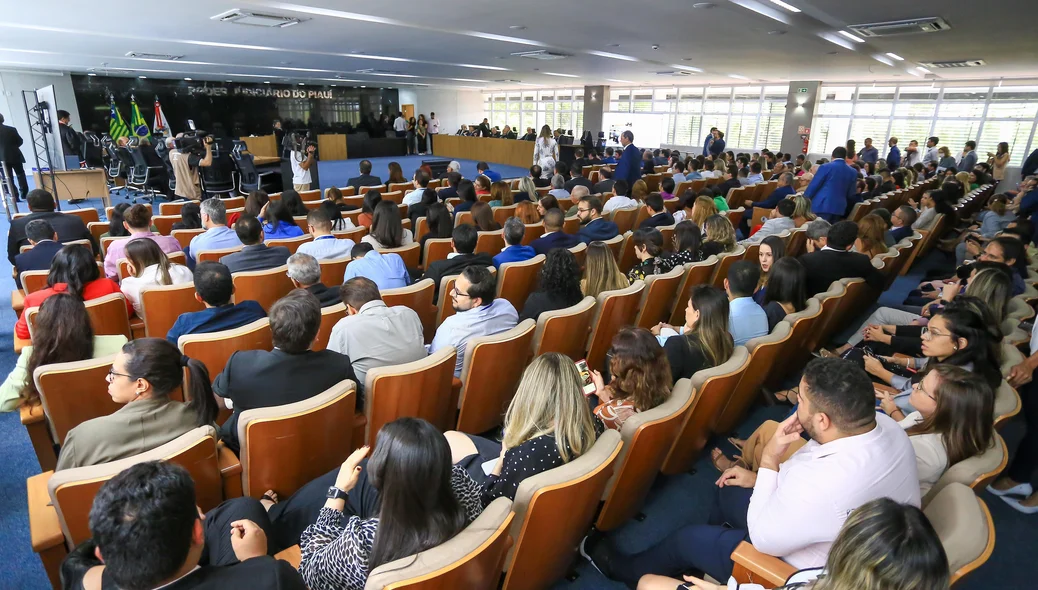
[429,298,518,377]
[671,172,686,183]
[402,187,424,206]
[187,226,242,262]
[729,296,768,346]
[747,173,764,184]
[297,235,356,261]
[686,171,703,180]
[343,250,410,290]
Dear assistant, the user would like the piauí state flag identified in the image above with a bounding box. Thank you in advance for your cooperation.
[154,97,171,135]
[129,95,150,138]
[108,97,131,140]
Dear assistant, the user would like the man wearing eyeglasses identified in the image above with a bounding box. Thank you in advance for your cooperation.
[576,196,619,244]
[428,265,518,378]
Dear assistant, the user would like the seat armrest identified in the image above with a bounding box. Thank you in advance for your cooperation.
[28,471,64,552]
[14,334,30,354]
[217,442,243,500]
[730,541,795,588]
[275,545,302,569]
[20,402,44,425]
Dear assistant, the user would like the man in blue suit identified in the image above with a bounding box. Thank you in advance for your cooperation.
[576,196,619,244]
[612,130,641,196]
[702,127,717,156]
[13,219,63,289]
[804,147,857,222]
[530,209,578,255]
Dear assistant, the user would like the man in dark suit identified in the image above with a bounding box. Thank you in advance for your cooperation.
[565,163,593,192]
[571,148,591,177]
[612,130,642,195]
[0,113,28,202]
[530,165,550,188]
[214,289,358,453]
[7,189,95,263]
[798,220,884,297]
[13,219,62,288]
[530,208,578,256]
[890,206,917,243]
[219,216,290,273]
[576,196,619,244]
[477,118,492,137]
[422,224,493,302]
[346,159,382,191]
[437,171,461,202]
[287,252,340,307]
[638,193,675,229]
[592,166,615,195]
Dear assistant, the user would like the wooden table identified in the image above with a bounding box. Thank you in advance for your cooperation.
[31,169,110,209]
[253,156,281,166]
[432,135,535,170]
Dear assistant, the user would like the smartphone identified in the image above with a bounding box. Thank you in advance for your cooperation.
[575,359,596,396]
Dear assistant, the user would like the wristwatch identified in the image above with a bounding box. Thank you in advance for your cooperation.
[326,486,349,501]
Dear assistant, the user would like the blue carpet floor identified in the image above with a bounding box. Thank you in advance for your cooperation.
[0,195,1033,589]
[316,156,530,191]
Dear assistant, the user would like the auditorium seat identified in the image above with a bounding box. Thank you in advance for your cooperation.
[454,211,473,227]
[266,234,313,254]
[616,231,637,273]
[382,279,437,343]
[709,246,746,290]
[312,303,347,352]
[723,207,745,232]
[562,216,580,234]
[601,233,624,262]
[140,282,205,338]
[152,214,180,235]
[531,296,596,360]
[196,244,243,263]
[26,292,132,344]
[117,251,186,280]
[413,216,429,242]
[801,281,846,355]
[421,237,453,269]
[714,322,793,435]
[159,201,190,215]
[475,230,505,256]
[994,381,1021,429]
[388,181,411,193]
[634,265,684,329]
[177,317,273,385]
[493,204,518,226]
[379,243,420,268]
[609,207,639,235]
[668,256,719,325]
[232,266,294,311]
[496,254,544,311]
[765,298,822,391]
[363,346,458,446]
[923,433,1007,507]
[567,242,587,265]
[521,222,544,245]
[333,225,368,243]
[319,256,351,286]
[455,319,536,434]
[586,281,644,370]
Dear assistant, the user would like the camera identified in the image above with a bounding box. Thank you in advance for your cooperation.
[173,130,213,154]
[284,130,317,155]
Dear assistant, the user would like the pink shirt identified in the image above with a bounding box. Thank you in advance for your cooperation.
[746,413,920,569]
[104,232,185,281]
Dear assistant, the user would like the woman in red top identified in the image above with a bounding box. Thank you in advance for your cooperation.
[16,244,128,339]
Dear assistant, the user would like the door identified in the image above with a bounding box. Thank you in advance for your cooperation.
[402,104,415,120]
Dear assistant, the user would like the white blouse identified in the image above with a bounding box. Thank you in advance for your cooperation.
[899,411,948,497]
[533,138,558,170]
[120,263,194,317]
[361,229,414,250]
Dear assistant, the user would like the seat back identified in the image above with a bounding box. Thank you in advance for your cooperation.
[803,281,847,353]
[714,322,793,434]
[924,434,1007,507]
[382,279,437,344]
[766,299,822,389]
[48,426,223,547]
[265,234,313,254]
[457,320,537,434]
[238,380,357,498]
[667,256,720,325]
[662,347,751,475]
[493,205,518,226]
[171,228,206,249]
[59,293,132,340]
[923,483,995,585]
[178,318,273,384]
[586,281,645,370]
[422,237,454,269]
[34,354,119,446]
[231,265,294,311]
[994,380,1021,428]
[365,498,514,590]
[314,303,348,351]
[567,242,587,265]
[380,243,421,268]
[364,347,458,446]
[496,254,545,312]
[601,233,624,261]
[596,379,695,531]
[615,231,638,273]
[531,296,596,360]
[140,282,205,338]
[610,207,639,235]
[152,214,180,235]
[196,245,243,263]
[784,229,808,257]
[562,216,580,234]
[634,265,684,329]
[521,223,544,245]
[319,256,351,287]
[20,270,51,295]
[502,431,622,590]
[709,246,747,289]
[475,231,506,256]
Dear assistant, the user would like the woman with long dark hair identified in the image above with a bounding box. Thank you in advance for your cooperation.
[362,200,414,249]
[261,199,305,239]
[419,203,454,263]
[171,201,201,231]
[387,162,406,184]
[753,235,786,305]
[55,338,219,470]
[104,203,131,238]
[358,189,382,227]
[668,220,702,265]
[119,238,193,317]
[590,327,672,431]
[470,201,501,232]
[521,248,584,321]
[281,189,310,217]
[537,194,560,216]
[761,257,807,330]
[229,189,269,226]
[655,285,734,383]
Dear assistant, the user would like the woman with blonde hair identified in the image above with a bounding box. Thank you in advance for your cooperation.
[581,241,630,297]
[791,195,816,225]
[533,124,559,174]
[590,327,672,431]
[653,284,734,382]
[516,176,538,202]
[631,179,650,202]
[856,213,889,259]
[955,171,970,189]
[445,352,598,505]
[699,214,736,257]
[690,195,718,228]
[487,181,513,208]
[900,166,916,186]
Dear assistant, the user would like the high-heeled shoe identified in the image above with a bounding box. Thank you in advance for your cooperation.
[987,482,1033,497]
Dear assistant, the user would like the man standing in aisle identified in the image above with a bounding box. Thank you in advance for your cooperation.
[613,130,641,195]
[804,146,857,222]
[428,111,439,152]
[857,137,878,166]
[958,141,978,173]
[886,137,901,169]
[393,112,408,138]
[0,113,28,202]
[921,136,940,166]
[57,110,81,170]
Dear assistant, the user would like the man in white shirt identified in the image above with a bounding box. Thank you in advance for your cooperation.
[393,112,408,137]
[297,208,355,260]
[429,265,518,377]
[904,139,921,167]
[587,357,919,584]
[743,198,796,243]
[601,181,638,215]
[328,277,427,402]
[290,143,316,192]
[921,136,940,166]
[699,160,720,179]
[428,112,440,134]
[402,168,431,206]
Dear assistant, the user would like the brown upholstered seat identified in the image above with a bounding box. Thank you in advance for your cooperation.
[379,243,421,268]
[319,256,351,287]
[382,279,437,343]
[171,228,206,249]
[562,216,580,234]
[634,265,684,329]
[765,298,822,390]
[140,282,205,338]
[178,318,273,384]
[363,347,458,446]
[313,303,347,351]
[265,233,313,254]
[924,433,1007,507]
[668,256,719,325]
[708,245,747,290]
[196,245,243,263]
[609,207,639,235]
[496,254,545,312]
[714,322,793,434]
[475,231,506,256]
[567,242,587,265]
[493,204,518,227]
[615,231,637,273]
[521,222,545,245]
[422,238,454,269]
[531,296,596,360]
[231,265,293,312]
[455,320,536,434]
[585,281,645,370]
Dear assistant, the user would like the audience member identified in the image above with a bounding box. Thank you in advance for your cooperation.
[746,198,796,242]
[342,243,410,290]
[700,215,737,257]
[627,228,674,281]
[362,200,414,249]
[358,190,382,227]
[418,203,454,260]
[229,190,269,227]
[761,257,808,330]
[297,208,355,260]
[476,161,501,183]
[171,201,202,231]
[120,238,194,316]
[856,213,889,258]
[7,189,95,263]
[798,220,883,296]
[165,261,266,345]
[220,216,291,273]
[259,199,305,240]
[514,200,540,224]
[577,197,620,244]
[602,181,637,214]
[581,241,631,297]
[537,194,561,217]
[286,253,339,307]
[638,193,675,230]
[402,168,431,206]
[752,235,785,304]
[452,180,478,216]
[103,204,183,280]
[724,260,769,345]
[470,201,501,232]
[422,224,494,300]
[347,159,382,191]
[13,219,62,288]
[593,166,615,194]
[655,285,734,382]
[186,198,242,266]
[589,327,672,431]
[529,208,578,255]
[520,248,584,322]
[493,217,536,269]
[891,205,918,242]
[667,220,703,265]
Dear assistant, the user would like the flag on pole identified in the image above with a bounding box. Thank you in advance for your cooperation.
[153,96,171,135]
[129,95,150,138]
[108,96,131,140]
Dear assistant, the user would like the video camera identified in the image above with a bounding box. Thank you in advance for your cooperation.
[284,130,317,157]
[173,130,214,154]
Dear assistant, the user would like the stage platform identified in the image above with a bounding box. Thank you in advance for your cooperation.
[314,156,531,191]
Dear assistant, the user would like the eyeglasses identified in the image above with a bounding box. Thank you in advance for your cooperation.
[913,381,937,401]
[920,326,952,340]
[450,286,471,298]
[577,208,591,214]
[106,368,134,382]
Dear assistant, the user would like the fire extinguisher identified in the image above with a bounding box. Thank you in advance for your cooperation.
[800,134,810,155]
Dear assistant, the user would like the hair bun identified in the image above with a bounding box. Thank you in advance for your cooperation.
[180,355,191,367]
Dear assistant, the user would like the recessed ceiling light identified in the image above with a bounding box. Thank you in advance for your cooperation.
[87,73,97,76]
[671,65,703,72]
[184,77,192,81]
[837,30,865,43]
[543,72,579,78]
[607,44,620,48]
[872,54,895,66]
[298,82,304,85]
[331,84,336,87]
[508,25,526,30]
[767,0,801,12]
[587,50,638,62]
[225,80,232,82]
[729,74,751,80]
[138,75,146,79]
[916,66,932,74]
[264,80,270,83]
[360,85,366,88]
[692,2,716,8]
[886,52,904,61]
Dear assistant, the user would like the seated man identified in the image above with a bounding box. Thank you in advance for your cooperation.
[476,161,501,183]
[438,171,462,201]
[890,205,918,242]
[669,161,687,183]
[601,180,636,214]
[746,171,796,211]
[7,188,95,263]
[588,357,919,584]
[576,196,620,244]
[287,253,339,307]
[799,220,884,296]
[14,219,62,288]
[564,163,593,192]
[296,208,355,260]
[637,193,675,230]
[746,161,764,184]
[60,462,305,590]
[592,166,615,195]
[565,185,590,216]
[214,289,358,452]
[745,198,796,243]
[530,208,578,255]
[530,164,550,188]
[422,223,493,301]
[493,218,537,269]
[346,159,382,191]
[725,260,769,345]
[104,204,184,280]
[220,216,291,273]
[342,243,410,290]
[185,198,242,269]
[166,262,267,345]
[429,265,518,377]
[402,168,431,206]
[328,277,427,398]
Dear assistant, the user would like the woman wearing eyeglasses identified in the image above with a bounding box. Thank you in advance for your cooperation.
[55,338,218,471]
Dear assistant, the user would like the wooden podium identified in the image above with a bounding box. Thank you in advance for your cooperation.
[31,169,111,208]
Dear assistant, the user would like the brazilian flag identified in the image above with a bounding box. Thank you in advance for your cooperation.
[129,95,150,138]
[108,97,131,140]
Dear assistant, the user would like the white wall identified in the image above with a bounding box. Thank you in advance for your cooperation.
[399,88,483,135]
[0,70,82,167]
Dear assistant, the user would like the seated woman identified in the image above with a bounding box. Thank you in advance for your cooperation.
[671,191,697,224]
[581,241,630,298]
[281,189,310,217]
[954,195,1016,266]
[470,201,501,232]
[790,195,816,227]
[55,338,219,470]
[261,200,305,239]
[516,176,538,203]
[361,200,414,249]
[752,235,786,305]
[406,187,437,227]
[358,190,382,227]
[689,195,718,229]
[699,214,737,257]
[666,220,702,265]
[296,418,483,590]
[325,186,358,214]
[653,285,734,383]
[0,294,126,412]
[119,239,193,317]
[487,181,513,208]
[170,202,201,231]
[418,203,454,261]
[761,257,808,331]
[521,249,584,322]
[515,200,541,224]
[474,175,492,199]
[229,189,268,227]
[589,327,672,430]
[626,228,674,282]
[444,353,598,507]
[856,213,889,259]
[16,244,127,340]
[537,194,561,217]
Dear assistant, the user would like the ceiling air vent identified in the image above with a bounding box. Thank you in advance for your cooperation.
[655,70,694,77]
[848,17,950,37]
[125,52,183,61]
[211,9,304,28]
[356,69,406,76]
[492,79,522,83]
[919,59,986,69]
[510,50,570,61]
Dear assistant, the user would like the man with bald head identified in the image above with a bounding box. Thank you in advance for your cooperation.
[566,184,591,216]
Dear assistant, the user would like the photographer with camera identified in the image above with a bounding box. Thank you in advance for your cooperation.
[291,137,317,192]
[168,132,213,201]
